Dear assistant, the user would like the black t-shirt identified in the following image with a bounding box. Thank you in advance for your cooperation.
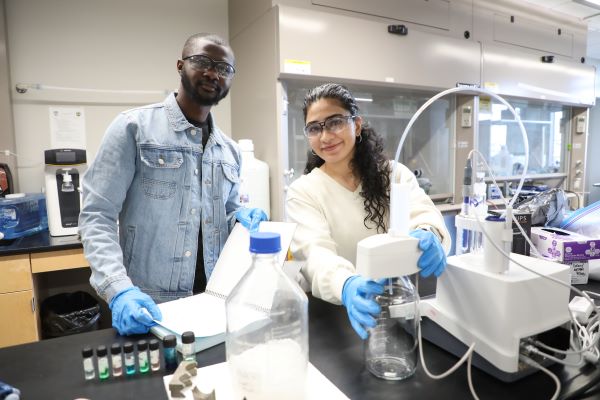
[192,119,211,294]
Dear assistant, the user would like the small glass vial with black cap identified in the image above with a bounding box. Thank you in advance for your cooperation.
[81,346,96,380]
[149,339,161,371]
[123,342,136,375]
[110,343,123,377]
[181,331,195,361]
[96,345,109,380]
[163,335,178,372]
[137,340,149,373]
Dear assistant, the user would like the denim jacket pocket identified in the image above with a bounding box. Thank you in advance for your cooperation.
[220,163,239,199]
[140,145,184,199]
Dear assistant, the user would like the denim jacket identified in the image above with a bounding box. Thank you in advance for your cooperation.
[79,93,241,304]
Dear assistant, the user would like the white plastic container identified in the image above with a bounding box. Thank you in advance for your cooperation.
[226,232,308,400]
[238,139,270,218]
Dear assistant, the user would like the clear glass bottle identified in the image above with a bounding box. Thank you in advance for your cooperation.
[81,346,95,380]
[181,331,196,361]
[226,232,309,400]
[149,339,161,371]
[365,276,418,380]
[110,343,123,377]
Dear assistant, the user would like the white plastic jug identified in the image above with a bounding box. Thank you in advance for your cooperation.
[238,139,270,218]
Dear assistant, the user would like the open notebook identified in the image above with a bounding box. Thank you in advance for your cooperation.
[150,221,297,353]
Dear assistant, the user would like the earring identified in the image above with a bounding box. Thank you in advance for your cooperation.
[311,149,317,156]
[357,133,363,143]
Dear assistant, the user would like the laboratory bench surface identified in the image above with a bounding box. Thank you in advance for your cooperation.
[0,230,82,256]
[2,285,600,400]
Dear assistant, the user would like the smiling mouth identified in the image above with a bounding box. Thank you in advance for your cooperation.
[321,142,341,152]
[199,81,218,92]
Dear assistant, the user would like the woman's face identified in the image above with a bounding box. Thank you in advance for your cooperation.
[305,98,362,168]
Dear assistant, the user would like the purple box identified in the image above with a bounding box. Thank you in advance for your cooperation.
[531,227,600,262]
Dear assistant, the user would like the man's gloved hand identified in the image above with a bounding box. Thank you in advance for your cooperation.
[409,229,447,278]
[235,207,268,232]
[341,275,384,340]
[109,287,162,336]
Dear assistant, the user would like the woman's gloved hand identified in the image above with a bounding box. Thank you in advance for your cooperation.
[235,207,268,232]
[341,275,384,340]
[409,229,447,278]
[109,287,162,336]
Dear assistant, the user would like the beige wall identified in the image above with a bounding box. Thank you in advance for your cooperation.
[0,1,16,187]
[4,0,230,192]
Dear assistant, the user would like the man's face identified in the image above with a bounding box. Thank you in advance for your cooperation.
[178,39,234,106]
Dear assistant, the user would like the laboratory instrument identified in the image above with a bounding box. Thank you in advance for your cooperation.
[355,183,421,380]
[226,232,309,400]
[44,149,86,236]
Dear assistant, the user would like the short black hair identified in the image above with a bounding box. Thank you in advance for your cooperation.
[182,33,230,57]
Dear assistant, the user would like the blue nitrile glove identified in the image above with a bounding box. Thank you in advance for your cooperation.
[409,229,447,278]
[109,287,162,336]
[341,276,384,340]
[235,207,268,232]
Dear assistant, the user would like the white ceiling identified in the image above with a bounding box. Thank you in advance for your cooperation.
[523,0,600,60]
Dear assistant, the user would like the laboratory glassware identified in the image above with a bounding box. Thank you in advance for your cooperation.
[365,276,418,380]
[226,232,309,400]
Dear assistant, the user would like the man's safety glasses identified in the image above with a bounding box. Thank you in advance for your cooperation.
[182,54,236,79]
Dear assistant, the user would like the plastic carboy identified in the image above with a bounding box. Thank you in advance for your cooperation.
[226,232,309,400]
[365,276,418,380]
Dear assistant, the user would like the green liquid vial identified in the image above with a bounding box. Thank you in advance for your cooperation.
[96,345,110,380]
[137,340,149,373]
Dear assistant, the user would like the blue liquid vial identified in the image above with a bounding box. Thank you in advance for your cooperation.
[163,335,178,372]
[123,342,136,375]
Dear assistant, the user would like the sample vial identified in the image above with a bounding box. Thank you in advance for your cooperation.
[110,343,123,377]
[137,340,149,373]
[96,345,110,380]
[181,331,195,361]
[163,335,178,372]
[123,342,136,376]
[81,346,96,381]
[149,339,161,372]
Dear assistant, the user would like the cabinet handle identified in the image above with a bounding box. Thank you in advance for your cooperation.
[31,297,36,313]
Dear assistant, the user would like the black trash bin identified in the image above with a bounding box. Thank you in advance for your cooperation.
[41,291,101,338]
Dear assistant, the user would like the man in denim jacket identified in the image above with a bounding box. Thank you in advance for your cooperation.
[79,33,266,336]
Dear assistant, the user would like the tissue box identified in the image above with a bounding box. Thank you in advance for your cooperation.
[530,227,600,262]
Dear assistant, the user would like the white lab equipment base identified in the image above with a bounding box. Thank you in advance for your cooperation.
[420,252,571,377]
[162,361,349,400]
[355,234,420,279]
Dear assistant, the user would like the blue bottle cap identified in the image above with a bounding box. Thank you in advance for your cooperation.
[249,232,281,254]
[485,215,505,222]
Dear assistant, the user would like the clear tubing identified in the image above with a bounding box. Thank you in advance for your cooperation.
[391,86,529,210]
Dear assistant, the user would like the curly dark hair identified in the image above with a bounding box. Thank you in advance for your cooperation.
[302,83,391,233]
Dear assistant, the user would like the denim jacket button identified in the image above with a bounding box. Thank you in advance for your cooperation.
[191,130,197,136]
[194,169,199,175]
[190,209,196,215]
[184,250,192,257]
[158,158,165,165]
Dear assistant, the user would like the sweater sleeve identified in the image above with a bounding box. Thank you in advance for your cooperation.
[285,180,354,305]
[393,162,452,255]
